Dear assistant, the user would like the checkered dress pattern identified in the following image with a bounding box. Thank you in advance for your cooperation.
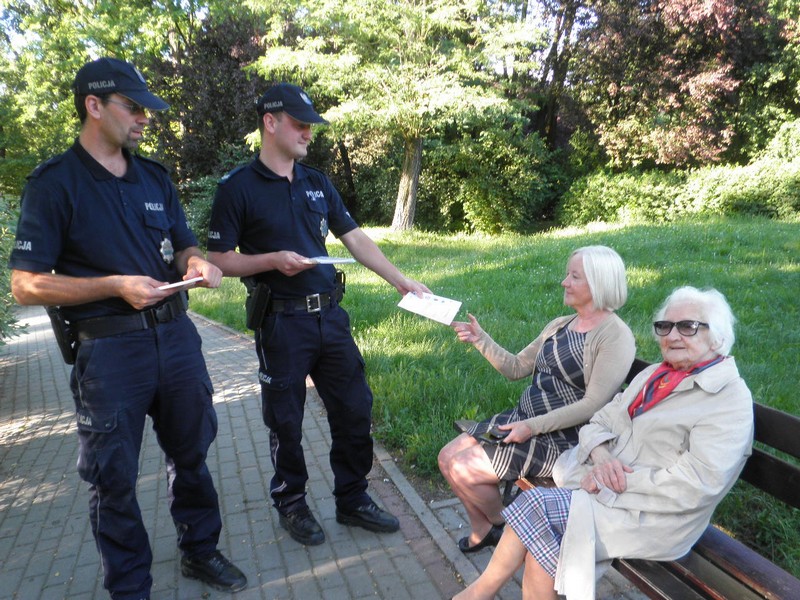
[503,487,573,577]
[468,325,586,480]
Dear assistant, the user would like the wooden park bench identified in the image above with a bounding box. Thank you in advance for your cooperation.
[504,358,800,600]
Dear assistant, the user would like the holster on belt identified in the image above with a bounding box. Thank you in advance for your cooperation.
[243,277,272,330]
[46,306,77,365]
[335,269,346,301]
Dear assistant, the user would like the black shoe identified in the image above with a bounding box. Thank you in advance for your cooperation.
[457,524,504,554]
[180,550,247,592]
[279,506,325,545]
[336,499,400,533]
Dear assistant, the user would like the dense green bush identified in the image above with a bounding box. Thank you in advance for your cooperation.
[557,169,690,225]
[559,120,800,225]
[0,195,24,344]
[311,125,568,234]
[0,156,38,200]
[179,175,219,250]
[760,119,800,162]
[684,159,800,219]
[418,126,567,233]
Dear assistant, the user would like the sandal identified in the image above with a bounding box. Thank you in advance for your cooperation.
[457,524,504,553]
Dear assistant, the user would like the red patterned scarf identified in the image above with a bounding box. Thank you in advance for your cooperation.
[628,356,725,418]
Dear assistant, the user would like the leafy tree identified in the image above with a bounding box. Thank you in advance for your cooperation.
[570,0,773,168]
[733,0,800,158]
[0,0,221,190]
[0,194,24,343]
[3,0,796,234]
[248,0,517,230]
[153,9,269,179]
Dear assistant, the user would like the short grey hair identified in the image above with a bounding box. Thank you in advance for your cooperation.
[570,246,628,311]
[654,286,736,355]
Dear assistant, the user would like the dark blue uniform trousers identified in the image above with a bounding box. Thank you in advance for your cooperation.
[70,315,220,600]
[256,304,374,512]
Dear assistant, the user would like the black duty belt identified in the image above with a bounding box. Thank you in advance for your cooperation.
[74,293,187,341]
[270,292,335,314]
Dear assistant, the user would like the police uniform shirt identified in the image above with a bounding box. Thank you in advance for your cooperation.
[9,140,197,321]
[208,158,358,298]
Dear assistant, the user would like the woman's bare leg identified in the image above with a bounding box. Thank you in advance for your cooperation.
[521,552,558,600]
[439,434,506,544]
[453,527,528,599]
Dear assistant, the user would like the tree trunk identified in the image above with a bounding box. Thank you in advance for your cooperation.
[391,136,423,231]
[336,139,358,216]
[534,1,577,149]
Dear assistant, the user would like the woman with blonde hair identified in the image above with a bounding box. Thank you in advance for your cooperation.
[439,246,635,553]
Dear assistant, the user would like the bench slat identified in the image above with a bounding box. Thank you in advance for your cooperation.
[612,558,707,600]
[753,403,800,457]
[691,526,800,600]
[668,549,764,600]
[624,357,652,385]
[739,448,800,510]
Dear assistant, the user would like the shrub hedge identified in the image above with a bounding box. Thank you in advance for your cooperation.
[0,195,23,344]
[558,120,800,225]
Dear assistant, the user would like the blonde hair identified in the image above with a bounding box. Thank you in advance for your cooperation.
[570,246,628,311]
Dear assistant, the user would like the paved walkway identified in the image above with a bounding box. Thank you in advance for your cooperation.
[0,305,645,599]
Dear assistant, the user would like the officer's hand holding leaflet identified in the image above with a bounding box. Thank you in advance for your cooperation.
[158,276,203,291]
[179,249,222,288]
[275,250,317,277]
[119,275,179,310]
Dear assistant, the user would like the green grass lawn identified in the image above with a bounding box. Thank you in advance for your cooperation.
[190,216,800,576]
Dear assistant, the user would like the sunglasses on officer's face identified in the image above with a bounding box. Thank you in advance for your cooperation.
[106,98,147,115]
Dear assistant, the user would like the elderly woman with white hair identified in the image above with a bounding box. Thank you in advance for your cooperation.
[439,246,635,554]
[453,286,754,600]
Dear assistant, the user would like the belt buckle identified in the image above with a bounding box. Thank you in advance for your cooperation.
[141,310,157,329]
[305,293,322,313]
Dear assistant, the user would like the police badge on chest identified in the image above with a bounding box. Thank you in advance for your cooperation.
[160,237,174,264]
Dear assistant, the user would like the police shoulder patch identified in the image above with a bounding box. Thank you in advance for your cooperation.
[136,154,170,173]
[218,164,247,185]
[297,161,328,179]
[27,155,65,180]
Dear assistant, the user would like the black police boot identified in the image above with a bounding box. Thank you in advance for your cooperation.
[279,505,325,545]
[180,550,247,592]
[336,499,400,533]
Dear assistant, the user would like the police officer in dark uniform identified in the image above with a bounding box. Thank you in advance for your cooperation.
[207,83,430,546]
[8,58,246,600]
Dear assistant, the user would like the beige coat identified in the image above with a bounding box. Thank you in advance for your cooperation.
[551,357,754,599]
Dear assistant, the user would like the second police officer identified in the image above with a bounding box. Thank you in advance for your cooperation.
[207,83,430,546]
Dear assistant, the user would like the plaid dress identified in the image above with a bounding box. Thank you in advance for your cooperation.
[503,487,573,578]
[467,324,586,480]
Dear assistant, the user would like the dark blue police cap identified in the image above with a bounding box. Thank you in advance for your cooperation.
[72,57,169,111]
[256,83,328,124]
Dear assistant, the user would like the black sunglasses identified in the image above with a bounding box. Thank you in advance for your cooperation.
[653,320,709,337]
[106,98,147,115]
